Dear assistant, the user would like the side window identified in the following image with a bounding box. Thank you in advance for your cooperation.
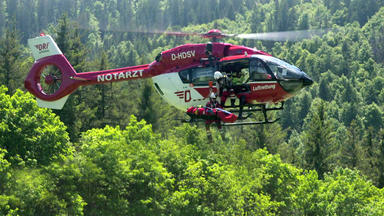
[179,69,191,83]
[178,67,215,85]
[221,59,250,84]
[191,67,215,85]
[250,59,271,81]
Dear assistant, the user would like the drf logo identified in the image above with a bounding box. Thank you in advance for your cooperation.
[174,90,191,102]
[35,42,49,52]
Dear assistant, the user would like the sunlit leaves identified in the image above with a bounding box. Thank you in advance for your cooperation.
[0,87,72,166]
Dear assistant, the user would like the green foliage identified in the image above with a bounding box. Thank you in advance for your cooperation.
[0,86,72,166]
[138,80,160,130]
[1,109,384,214]
[300,99,336,178]
[0,148,10,192]
[1,0,384,214]
[364,7,384,63]
[339,120,364,169]
[319,168,381,215]
[4,168,85,216]
[42,121,300,215]
[293,170,323,215]
[243,149,300,214]
[52,15,97,141]
[363,103,383,129]
[0,23,24,94]
[294,168,384,215]
[47,117,174,215]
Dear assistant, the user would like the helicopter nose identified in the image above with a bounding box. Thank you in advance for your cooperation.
[301,74,313,87]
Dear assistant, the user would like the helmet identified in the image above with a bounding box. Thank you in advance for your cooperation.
[210,92,216,99]
[214,71,223,80]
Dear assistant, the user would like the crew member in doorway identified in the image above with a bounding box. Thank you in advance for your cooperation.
[214,71,232,107]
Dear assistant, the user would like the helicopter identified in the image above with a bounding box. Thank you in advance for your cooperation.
[24,29,314,126]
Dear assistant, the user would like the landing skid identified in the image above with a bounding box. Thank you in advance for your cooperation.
[225,102,284,126]
[224,102,284,113]
[223,118,280,126]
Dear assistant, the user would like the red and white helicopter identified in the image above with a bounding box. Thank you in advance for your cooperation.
[24,29,314,126]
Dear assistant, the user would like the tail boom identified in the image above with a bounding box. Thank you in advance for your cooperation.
[71,64,151,85]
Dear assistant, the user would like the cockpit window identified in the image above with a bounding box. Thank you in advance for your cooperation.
[254,55,303,80]
[266,62,283,78]
[220,58,275,82]
[249,59,272,81]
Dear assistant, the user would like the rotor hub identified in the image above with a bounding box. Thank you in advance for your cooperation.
[203,29,225,41]
[44,74,55,85]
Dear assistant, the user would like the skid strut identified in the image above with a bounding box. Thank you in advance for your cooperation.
[223,103,284,126]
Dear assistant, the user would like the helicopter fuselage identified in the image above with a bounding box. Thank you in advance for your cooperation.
[25,35,313,110]
[148,42,311,110]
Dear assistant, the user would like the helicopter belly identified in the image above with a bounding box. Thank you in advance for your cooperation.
[152,73,209,110]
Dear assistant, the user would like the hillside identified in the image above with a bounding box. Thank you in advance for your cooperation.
[0,0,384,215]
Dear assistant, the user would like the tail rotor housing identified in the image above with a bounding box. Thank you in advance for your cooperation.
[25,35,79,109]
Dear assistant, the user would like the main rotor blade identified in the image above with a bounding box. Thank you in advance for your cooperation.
[122,30,201,37]
[230,29,330,41]
[78,23,201,37]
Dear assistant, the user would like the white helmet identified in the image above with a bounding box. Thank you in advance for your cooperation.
[214,71,223,80]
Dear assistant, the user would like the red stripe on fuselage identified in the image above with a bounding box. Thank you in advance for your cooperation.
[194,87,215,98]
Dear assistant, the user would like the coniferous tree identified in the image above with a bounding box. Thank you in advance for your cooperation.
[53,14,92,141]
[377,129,384,188]
[1,1,384,214]
[0,24,22,94]
[301,99,336,179]
[96,52,109,121]
[0,1,6,35]
[340,120,363,169]
[363,7,384,63]
[360,127,380,184]
[138,80,159,130]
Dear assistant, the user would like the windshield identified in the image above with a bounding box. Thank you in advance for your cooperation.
[254,55,303,80]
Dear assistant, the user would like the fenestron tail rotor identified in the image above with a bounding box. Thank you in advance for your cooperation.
[39,65,63,95]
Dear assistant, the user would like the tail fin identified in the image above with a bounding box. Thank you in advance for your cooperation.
[28,34,63,61]
[25,35,78,109]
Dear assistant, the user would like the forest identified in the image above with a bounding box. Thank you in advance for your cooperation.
[0,0,384,215]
